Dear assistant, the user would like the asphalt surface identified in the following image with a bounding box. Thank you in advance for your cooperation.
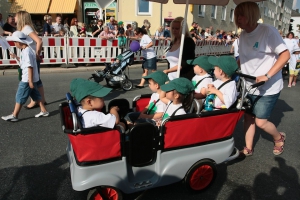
[0,65,299,200]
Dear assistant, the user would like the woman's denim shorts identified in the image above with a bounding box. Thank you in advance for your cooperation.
[16,81,42,105]
[246,92,280,119]
[142,57,157,70]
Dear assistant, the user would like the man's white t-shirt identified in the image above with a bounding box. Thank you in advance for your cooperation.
[239,24,287,95]
[140,34,156,59]
[232,38,239,57]
[162,101,186,120]
[192,74,213,93]
[20,47,39,82]
[147,93,166,114]
[212,79,237,109]
[78,107,116,128]
[22,25,37,53]
[53,23,66,34]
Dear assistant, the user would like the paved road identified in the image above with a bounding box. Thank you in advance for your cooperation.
[0,67,299,200]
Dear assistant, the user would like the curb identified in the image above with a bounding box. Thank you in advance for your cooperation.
[1,62,168,76]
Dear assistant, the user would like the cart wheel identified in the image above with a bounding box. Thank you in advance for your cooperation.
[87,186,122,200]
[121,78,133,91]
[184,160,217,192]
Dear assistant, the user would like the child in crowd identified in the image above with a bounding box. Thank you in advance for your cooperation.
[159,77,194,122]
[187,56,214,104]
[124,71,169,126]
[204,56,238,110]
[2,31,49,121]
[288,48,300,87]
[70,78,126,132]
[117,21,126,47]
[80,23,86,37]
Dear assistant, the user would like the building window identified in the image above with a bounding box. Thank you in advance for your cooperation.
[221,6,226,20]
[211,5,217,19]
[137,0,151,15]
[198,5,206,17]
[230,9,234,22]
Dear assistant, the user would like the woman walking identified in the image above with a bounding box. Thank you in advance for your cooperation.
[135,27,157,88]
[234,2,289,157]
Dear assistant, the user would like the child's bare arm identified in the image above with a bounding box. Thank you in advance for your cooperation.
[208,85,225,103]
[110,106,120,124]
[28,67,34,88]
[194,87,207,99]
[159,91,169,104]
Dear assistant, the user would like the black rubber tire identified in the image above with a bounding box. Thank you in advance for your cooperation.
[184,159,217,192]
[87,186,123,200]
[121,77,133,91]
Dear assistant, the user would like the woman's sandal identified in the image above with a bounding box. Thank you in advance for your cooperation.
[238,147,253,158]
[273,132,286,156]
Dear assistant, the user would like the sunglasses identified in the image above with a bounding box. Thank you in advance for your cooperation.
[74,21,78,22]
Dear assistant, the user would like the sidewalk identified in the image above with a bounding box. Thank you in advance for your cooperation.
[1,62,168,76]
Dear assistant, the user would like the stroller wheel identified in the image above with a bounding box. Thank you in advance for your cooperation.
[88,77,95,82]
[121,79,133,91]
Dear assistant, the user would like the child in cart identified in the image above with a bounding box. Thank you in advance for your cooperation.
[204,56,238,111]
[124,71,169,126]
[187,56,214,106]
[70,78,126,132]
[158,77,194,124]
[2,31,49,122]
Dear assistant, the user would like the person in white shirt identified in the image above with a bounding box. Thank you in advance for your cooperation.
[283,32,299,87]
[53,16,67,34]
[187,56,213,104]
[206,56,238,110]
[234,2,289,157]
[2,31,49,122]
[230,37,239,60]
[15,10,47,109]
[124,71,169,127]
[70,78,125,131]
[159,77,194,123]
[289,48,300,86]
[135,27,157,88]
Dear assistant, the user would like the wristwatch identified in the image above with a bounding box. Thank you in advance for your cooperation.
[265,73,271,79]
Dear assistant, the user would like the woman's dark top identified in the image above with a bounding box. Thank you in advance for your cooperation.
[43,23,51,35]
[92,25,103,37]
[3,23,16,35]
[168,37,196,80]
[118,27,125,35]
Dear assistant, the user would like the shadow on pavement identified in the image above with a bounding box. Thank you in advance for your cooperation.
[227,157,300,199]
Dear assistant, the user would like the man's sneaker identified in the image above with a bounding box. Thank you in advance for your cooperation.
[35,111,49,118]
[1,114,18,122]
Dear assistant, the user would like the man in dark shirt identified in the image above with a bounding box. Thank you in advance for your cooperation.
[3,15,16,36]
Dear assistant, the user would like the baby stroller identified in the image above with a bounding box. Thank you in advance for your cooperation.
[88,41,141,91]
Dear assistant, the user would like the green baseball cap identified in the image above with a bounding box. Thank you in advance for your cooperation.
[187,56,214,72]
[143,71,169,86]
[161,77,194,95]
[208,56,238,77]
[118,21,123,25]
[70,78,112,102]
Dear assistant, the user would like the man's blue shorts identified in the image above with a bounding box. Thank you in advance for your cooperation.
[16,81,42,105]
[246,92,280,119]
